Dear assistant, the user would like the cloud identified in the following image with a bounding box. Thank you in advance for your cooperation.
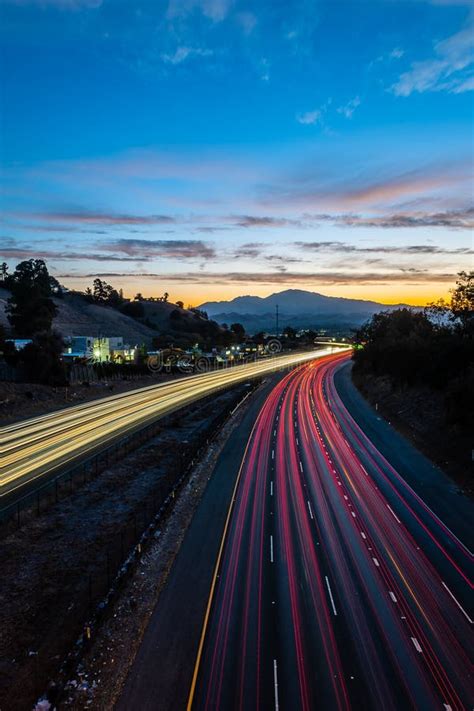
[294,240,473,255]
[334,207,474,229]
[391,21,474,95]
[232,243,263,259]
[451,75,474,92]
[296,109,322,125]
[55,270,457,286]
[236,11,257,35]
[166,0,233,23]
[389,48,404,59]
[233,215,303,228]
[161,46,213,65]
[0,244,139,262]
[337,96,361,119]
[103,238,216,260]
[263,164,469,211]
[28,211,176,226]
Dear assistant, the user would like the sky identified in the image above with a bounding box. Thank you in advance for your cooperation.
[0,0,473,306]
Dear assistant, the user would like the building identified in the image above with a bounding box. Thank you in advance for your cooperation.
[63,336,137,363]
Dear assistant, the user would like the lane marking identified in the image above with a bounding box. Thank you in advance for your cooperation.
[186,414,261,710]
[325,576,338,616]
[299,461,303,473]
[441,581,473,624]
[389,591,398,603]
[307,500,314,520]
[351,512,356,518]
[273,659,280,711]
[372,557,380,567]
[387,504,401,524]
[360,532,366,539]
[272,449,275,460]
[270,481,273,497]
[411,637,422,653]
[270,535,274,563]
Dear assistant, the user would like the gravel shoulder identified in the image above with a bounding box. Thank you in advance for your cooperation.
[0,383,252,711]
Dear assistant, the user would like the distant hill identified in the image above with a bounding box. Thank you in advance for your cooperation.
[199,288,410,332]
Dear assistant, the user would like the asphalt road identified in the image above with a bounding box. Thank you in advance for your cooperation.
[189,353,473,710]
[116,372,289,711]
[334,361,474,550]
[1,349,339,505]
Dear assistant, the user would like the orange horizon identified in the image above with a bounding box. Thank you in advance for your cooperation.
[59,276,452,309]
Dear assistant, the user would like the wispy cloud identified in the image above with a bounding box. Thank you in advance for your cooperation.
[27,211,176,226]
[0,244,138,262]
[103,238,216,260]
[337,96,361,119]
[334,207,474,229]
[389,48,404,59]
[296,109,322,125]
[233,215,303,228]
[161,46,213,65]
[55,270,457,286]
[295,240,473,255]
[262,164,470,211]
[166,0,233,23]
[391,20,474,95]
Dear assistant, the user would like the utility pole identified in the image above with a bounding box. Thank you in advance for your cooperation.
[275,304,279,338]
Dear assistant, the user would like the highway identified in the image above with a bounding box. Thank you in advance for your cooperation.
[0,349,340,502]
[188,352,473,710]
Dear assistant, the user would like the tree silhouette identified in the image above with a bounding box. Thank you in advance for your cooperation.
[6,259,57,336]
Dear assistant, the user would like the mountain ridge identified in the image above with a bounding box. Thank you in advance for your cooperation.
[198,288,413,332]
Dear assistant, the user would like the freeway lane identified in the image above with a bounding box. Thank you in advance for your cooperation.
[1,349,340,503]
[190,352,473,710]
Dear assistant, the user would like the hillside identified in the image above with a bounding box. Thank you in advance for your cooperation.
[0,289,227,348]
[0,289,157,346]
[199,289,410,331]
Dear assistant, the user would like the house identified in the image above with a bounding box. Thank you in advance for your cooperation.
[63,336,137,363]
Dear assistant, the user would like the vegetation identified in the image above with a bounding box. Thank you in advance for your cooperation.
[4,259,58,336]
[20,331,67,385]
[353,272,473,431]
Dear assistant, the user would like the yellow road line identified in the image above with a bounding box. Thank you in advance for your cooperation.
[186,403,263,710]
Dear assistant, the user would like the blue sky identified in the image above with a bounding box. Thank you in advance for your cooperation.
[0,0,472,304]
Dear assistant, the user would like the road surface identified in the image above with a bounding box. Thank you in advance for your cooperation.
[116,372,288,711]
[1,349,341,503]
[189,352,473,710]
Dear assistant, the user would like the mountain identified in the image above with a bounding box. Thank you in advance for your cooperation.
[199,289,410,332]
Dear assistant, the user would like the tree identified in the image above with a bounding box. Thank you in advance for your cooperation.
[230,322,246,340]
[176,300,184,309]
[0,262,8,284]
[20,331,67,385]
[424,298,449,328]
[91,278,122,307]
[6,259,57,336]
[283,326,297,340]
[450,271,474,328]
[163,292,169,302]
